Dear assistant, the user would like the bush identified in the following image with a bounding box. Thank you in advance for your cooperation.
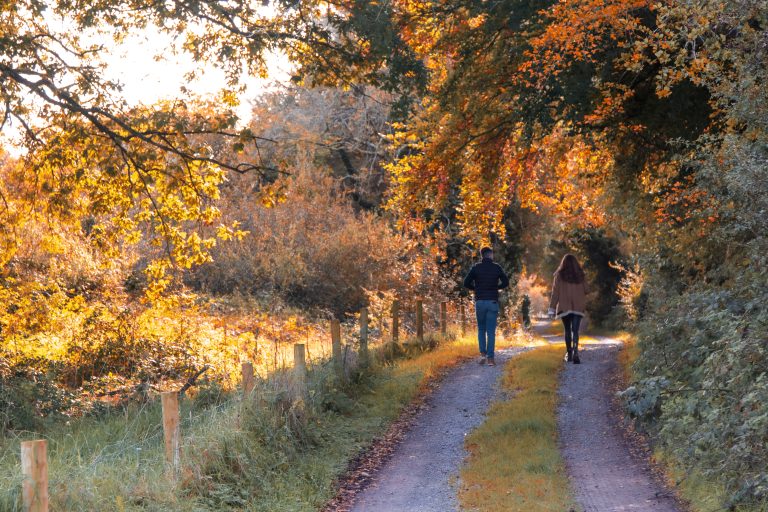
[625,130,768,508]
[187,164,439,316]
[0,361,78,432]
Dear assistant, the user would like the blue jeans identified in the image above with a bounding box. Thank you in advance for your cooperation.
[475,300,499,358]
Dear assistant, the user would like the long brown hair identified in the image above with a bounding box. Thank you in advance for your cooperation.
[555,254,585,284]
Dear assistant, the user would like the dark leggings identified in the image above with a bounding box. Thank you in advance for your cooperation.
[562,313,582,351]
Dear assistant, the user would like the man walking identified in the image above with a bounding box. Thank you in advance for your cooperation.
[463,247,510,366]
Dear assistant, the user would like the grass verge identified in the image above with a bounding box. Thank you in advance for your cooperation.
[0,331,524,511]
[459,344,576,512]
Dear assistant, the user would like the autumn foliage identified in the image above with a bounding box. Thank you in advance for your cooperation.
[1,0,767,508]
[375,0,768,507]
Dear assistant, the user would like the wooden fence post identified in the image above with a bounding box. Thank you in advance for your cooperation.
[359,307,369,363]
[460,302,467,336]
[416,299,424,343]
[21,440,48,512]
[331,319,342,376]
[293,343,306,394]
[391,300,400,343]
[241,362,255,397]
[440,301,448,337]
[161,391,181,475]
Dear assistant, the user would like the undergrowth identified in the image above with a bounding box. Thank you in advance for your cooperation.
[619,332,768,512]
[0,330,516,510]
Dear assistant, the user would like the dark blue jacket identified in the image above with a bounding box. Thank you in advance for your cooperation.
[463,258,510,301]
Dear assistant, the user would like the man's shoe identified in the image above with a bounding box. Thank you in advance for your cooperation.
[487,358,496,366]
[479,356,487,365]
[573,349,581,364]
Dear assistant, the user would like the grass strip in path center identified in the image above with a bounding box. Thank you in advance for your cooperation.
[459,344,577,512]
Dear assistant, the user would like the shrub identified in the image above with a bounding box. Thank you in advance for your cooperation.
[625,129,768,507]
[0,361,78,432]
[187,164,439,316]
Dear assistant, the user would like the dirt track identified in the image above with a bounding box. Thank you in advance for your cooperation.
[348,346,525,512]
[544,326,683,512]
[340,324,684,512]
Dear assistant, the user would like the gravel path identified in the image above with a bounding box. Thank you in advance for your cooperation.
[544,325,683,512]
[349,346,526,512]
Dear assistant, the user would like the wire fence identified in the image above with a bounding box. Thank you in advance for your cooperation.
[9,298,472,511]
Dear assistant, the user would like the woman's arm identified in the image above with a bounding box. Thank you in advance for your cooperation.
[549,275,560,312]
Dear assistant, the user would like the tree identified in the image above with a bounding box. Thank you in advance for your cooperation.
[319,2,768,502]
[0,0,425,294]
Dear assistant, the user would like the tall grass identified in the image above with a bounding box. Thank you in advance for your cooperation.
[0,329,517,511]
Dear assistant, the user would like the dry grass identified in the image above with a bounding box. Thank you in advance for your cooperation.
[459,344,576,512]
[614,331,638,382]
[0,329,520,511]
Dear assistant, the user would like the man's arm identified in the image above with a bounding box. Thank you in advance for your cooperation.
[497,266,510,290]
[463,266,476,290]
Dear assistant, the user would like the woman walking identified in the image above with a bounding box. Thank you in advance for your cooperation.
[548,254,588,364]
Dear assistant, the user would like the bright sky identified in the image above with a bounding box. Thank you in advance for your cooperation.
[1,15,292,155]
[101,31,293,121]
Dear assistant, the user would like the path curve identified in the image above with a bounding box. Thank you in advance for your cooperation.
[540,324,683,512]
[349,346,526,512]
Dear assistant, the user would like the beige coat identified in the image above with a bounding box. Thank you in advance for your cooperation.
[549,274,587,317]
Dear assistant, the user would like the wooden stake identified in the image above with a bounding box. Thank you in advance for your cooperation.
[21,440,48,512]
[161,391,181,474]
[241,362,255,397]
[391,300,400,343]
[440,301,448,337]
[359,307,369,362]
[293,343,306,390]
[416,299,424,343]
